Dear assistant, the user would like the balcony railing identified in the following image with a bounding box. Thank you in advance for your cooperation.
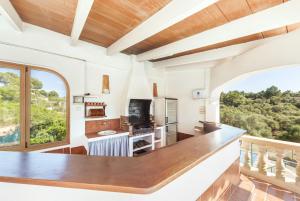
[240,135,300,194]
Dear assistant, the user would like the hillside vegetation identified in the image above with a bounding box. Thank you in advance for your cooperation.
[220,86,300,143]
[0,71,66,145]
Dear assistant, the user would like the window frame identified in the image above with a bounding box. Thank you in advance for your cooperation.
[0,61,70,151]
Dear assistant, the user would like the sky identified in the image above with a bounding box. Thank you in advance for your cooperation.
[223,66,300,93]
[0,67,66,97]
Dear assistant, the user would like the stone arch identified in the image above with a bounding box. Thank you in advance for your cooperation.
[206,29,300,122]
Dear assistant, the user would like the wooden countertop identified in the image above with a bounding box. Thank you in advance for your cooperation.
[0,124,245,194]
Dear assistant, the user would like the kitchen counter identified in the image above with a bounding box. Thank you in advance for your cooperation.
[0,124,245,194]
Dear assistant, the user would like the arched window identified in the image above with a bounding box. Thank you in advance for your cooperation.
[0,61,70,150]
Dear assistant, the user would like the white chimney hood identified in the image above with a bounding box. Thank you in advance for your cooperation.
[121,56,153,116]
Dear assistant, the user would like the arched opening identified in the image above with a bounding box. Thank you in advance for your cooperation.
[0,61,70,150]
[218,65,300,143]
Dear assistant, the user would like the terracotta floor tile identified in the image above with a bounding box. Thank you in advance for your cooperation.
[229,178,254,201]
[266,186,294,201]
[223,175,299,201]
[251,180,269,201]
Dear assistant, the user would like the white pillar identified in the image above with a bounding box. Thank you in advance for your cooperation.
[295,151,300,186]
[242,141,251,170]
[258,145,268,175]
[275,149,286,181]
[205,98,220,122]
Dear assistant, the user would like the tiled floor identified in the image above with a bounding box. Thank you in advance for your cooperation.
[231,175,300,201]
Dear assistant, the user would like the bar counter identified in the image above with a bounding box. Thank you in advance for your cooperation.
[0,124,245,194]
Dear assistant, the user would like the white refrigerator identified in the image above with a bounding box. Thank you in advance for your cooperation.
[154,98,178,145]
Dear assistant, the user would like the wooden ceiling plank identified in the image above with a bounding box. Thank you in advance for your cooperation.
[0,0,23,31]
[71,0,94,45]
[107,0,219,55]
[80,0,171,48]
[125,0,284,55]
[10,0,78,36]
[152,33,263,61]
[137,0,300,61]
[247,0,283,12]
[262,26,287,38]
[216,0,252,21]
[153,37,271,68]
[123,3,227,55]
[287,22,300,32]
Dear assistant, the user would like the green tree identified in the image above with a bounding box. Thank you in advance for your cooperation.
[31,78,43,90]
[264,86,281,99]
[220,86,300,143]
[221,91,247,107]
[48,90,59,98]
[0,71,66,145]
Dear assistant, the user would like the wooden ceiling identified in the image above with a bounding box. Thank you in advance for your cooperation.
[151,22,300,62]
[79,0,171,47]
[8,0,300,61]
[10,0,78,36]
[124,0,294,55]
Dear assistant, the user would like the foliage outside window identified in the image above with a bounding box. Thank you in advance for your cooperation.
[0,68,21,147]
[220,86,300,143]
[0,62,69,150]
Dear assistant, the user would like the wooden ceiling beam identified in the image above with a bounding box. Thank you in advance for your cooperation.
[70,0,94,45]
[0,0,23,31]
[137,0,300,61]
[106,0,219,55]
[153,37,275,68]
[165,60,221,71]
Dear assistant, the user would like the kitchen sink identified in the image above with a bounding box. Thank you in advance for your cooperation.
[97,130,117,135]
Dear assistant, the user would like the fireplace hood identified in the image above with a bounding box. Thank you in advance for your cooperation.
[121,56,153,116]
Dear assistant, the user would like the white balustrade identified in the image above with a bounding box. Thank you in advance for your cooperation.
[258,145,268,175]
[241,141,251,169]
[275,149,285,181]
[296,152,300,186]
[240,135,300,194]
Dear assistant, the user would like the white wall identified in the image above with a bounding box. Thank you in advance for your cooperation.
[145,61,166,97]
[0,20,157,150]
[0,43,86,148]
[85,62,131,119]
[0,18,131,69]
[165,64,210,134]
[0,19,168,150]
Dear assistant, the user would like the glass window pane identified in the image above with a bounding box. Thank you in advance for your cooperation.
[30,70,67,145]
[0,67,21,147]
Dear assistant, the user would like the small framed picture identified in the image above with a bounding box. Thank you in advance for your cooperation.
[73,96,84,103]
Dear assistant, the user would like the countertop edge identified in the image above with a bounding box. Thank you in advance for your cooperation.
[0,125,246,194]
